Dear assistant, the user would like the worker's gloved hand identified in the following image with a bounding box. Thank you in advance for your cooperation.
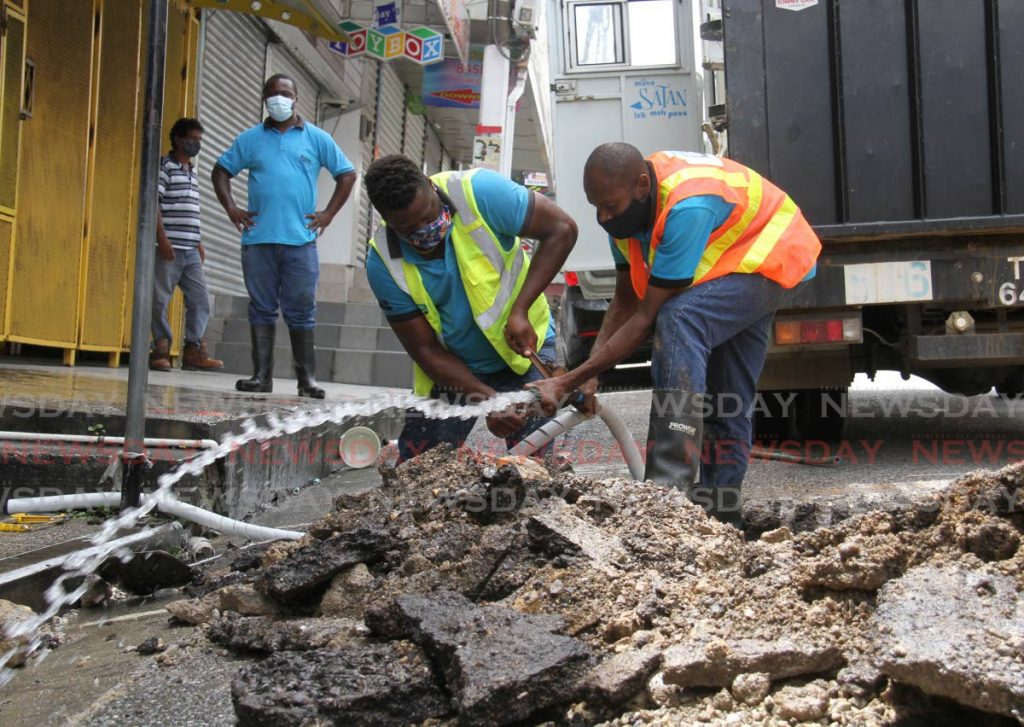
[486,406,526,438]
[503,309,537,357]
[525,377,569,417]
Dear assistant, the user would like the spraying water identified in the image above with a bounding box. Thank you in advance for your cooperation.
[0,390,537,686]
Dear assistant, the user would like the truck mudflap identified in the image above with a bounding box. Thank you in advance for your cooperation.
[788,251,1024,310]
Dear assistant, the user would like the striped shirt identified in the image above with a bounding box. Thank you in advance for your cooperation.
[158,155,201,248]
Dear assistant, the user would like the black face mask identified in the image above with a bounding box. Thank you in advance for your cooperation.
[181,139,201,157]
[599,195,651,239]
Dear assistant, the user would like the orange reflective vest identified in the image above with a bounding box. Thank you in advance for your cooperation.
[614,151,821,299]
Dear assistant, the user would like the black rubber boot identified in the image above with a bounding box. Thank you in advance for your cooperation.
[235,324,275,393]
[289,328,325,399]
[644,388,704,490]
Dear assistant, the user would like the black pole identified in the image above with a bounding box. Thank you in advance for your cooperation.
[122,0,168,511]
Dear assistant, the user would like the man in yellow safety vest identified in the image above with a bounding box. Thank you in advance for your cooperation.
[530,143,821,527]
[363,154,578,462]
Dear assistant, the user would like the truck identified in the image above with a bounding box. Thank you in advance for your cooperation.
[547,0,1024,441]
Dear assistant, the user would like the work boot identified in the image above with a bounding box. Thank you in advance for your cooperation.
[149,339,171,372]
[182,340,223,371]
[645,388,745,527]
[289,328,325,399]
[235,324,275,393]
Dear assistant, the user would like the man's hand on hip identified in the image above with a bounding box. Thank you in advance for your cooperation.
[228,206,257,233]
[306,211,335,236]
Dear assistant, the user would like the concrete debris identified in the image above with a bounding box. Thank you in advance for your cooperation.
[182,448,1024,725]
[730,672,771,706]
[165,593,219,626]
[0,598,36,667]
[873,563,1024,720]
[662,636,844,687]
[367,590,592,725]
[772,681,831,721]
[208,613,366,654]
[317,563,374,618]
[256,527,401,606]
[587,646,663,703]
[231,643,449,727]
[527,498,630,571]
[215,584,280,617]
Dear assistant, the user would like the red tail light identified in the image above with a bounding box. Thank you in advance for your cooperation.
[564,271,579,287]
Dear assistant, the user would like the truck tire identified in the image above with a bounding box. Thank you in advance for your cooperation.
[754,388,847,445]
[793,388,847,445]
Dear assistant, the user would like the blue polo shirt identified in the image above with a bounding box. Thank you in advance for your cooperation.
[366,170,556,374]
[216,118,355,245]
[611,194,816,285]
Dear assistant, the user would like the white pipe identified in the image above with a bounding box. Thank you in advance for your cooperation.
[0,431,218,450]
[510,401,646,482]
[4,491,302,542]
[510,409,589,457]
[142,495,303,541]
[5,491,121,515]
[597,405,646,481]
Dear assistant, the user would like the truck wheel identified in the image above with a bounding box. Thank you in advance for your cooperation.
[753,390,794,443]
[996,370,1024,397]
[793,388,847,445]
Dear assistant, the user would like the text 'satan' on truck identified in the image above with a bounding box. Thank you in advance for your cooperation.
[549,0,1024,441]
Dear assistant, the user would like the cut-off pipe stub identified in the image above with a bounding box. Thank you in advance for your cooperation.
[339,426,382,468]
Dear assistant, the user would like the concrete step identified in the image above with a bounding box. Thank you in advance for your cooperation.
[217,318,402,352]
[212,295,388,328]
[211,341,413,388]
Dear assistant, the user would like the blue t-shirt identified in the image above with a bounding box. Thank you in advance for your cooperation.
[610,195,735,285]
[216,119,355,245]
[366,170,556,374]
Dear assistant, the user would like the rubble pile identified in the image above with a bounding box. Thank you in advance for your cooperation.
[171,447,1024,725]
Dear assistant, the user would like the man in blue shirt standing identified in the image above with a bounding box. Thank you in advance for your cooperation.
[363,155,577,461]
[212,74,357,398]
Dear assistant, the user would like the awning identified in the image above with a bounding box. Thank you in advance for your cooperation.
[186,0,351,41]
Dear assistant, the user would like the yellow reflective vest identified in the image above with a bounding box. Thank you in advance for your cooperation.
[368,169,550,396]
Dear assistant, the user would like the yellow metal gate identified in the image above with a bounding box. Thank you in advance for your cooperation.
[0,0,198,365]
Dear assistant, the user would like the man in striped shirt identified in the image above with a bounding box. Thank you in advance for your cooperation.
[150,117,222,372]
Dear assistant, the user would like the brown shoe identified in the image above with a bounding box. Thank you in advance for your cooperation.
[182,340,223,371]
[150,339,171,371]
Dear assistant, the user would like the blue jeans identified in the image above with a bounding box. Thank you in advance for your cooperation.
[152,247,211,345]
[652,273,797,485]
[241,242,318,329]
[397,340,556,462]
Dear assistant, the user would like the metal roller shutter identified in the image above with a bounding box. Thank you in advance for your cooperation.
[197,11,268,296]
[265,41,319,123]
[377,65,405,156]
[403,107,426,167]
[354,61,379,265]
[424,124,443,174]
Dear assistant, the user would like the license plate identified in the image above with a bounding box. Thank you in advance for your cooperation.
[843,261,933,305]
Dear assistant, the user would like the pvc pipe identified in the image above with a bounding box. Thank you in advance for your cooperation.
[187,536,216,560]
[4,491,302,542]
[142,495,303,541]
[5,491,121,515]
[510,402,646,482]
[0,431,218,450]
[597,405,646,481]
[510,409,589,457]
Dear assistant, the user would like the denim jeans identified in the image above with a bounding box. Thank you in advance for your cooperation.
[152,247,211,345]
[397,340,556,462]
[651,273,798,485]
[241,242,318,329]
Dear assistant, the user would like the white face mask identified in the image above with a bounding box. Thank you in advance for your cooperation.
[265,95,294,122]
